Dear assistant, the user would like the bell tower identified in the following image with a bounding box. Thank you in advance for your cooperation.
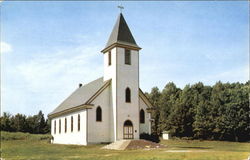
[101,13,141,141]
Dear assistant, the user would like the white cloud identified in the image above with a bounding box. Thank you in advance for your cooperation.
[200,65,249,85]
[1,41,13,53]
[2,43,103,116]
[17,45,102,89]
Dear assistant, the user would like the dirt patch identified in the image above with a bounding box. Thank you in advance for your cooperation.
[126,140,166,150]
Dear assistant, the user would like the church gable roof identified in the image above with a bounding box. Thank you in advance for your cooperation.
[102,13,140,53]
[49,77,110,117]
[139,88,154,109]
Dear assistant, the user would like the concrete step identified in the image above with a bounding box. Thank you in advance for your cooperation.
[102,140,131,150]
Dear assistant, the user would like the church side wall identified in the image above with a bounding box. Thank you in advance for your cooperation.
[51,110,87,145]
[87,85,112,143]
[139,97,151,134]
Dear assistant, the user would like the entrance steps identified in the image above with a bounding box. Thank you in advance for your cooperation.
[102,139,166,150]
[102,140,131,150]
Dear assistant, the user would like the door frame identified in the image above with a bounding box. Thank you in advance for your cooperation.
[123,120,133,139]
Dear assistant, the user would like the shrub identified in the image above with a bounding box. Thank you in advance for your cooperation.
[140,133,160,143]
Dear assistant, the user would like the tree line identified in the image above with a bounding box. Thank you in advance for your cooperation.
[0,111,50,134]
[0,81,249,141]
[146,81,250,142]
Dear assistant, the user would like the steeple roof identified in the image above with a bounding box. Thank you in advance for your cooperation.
[101,13,141,53]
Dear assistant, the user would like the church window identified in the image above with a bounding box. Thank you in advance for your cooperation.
[78,114,80,131]
[65,118,67,133]
[140,109,145,123]
[125,87,131,103]
[108,51,111,66]
[59,119,61,134]
[54,120,56,134]
[125,49,131,65]
[96,106,102,122]
[71,116,73,132]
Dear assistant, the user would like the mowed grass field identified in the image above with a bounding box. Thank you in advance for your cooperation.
[1,132,250,160]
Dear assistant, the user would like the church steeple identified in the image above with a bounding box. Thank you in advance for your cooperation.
[101,13,141,53]
[102,12,142,141]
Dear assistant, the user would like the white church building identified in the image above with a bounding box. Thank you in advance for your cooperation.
[48,13,153,145]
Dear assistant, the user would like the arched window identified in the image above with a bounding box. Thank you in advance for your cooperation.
[65,118,67,133]
[140,109,145,123]
[78,114,80,131]
[125,88,131,103]
[54,120,56,134]
[71,116,73,132]
[59,119,61,133]
[96,106,102,122]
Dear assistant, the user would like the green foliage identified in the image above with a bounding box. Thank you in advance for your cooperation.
[147,87,162,135]
[147,81,250,142]
[0,110,50,134]
[159,82,180,133]
[0,113,13,131]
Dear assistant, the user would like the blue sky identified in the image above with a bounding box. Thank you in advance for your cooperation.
[1,1,249,116]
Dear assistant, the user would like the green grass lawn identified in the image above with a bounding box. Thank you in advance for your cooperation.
[1,132,250,160]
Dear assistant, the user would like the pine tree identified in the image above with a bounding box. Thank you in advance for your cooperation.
[159,82,180,132]
[148,87,161,135]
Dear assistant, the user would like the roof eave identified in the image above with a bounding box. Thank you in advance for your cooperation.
[48,104,94,119]
[101,42,141,53]
[139,88,154,109]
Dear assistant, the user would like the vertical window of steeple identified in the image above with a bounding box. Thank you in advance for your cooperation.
[125,49,131,65]
[125,87,131,102]
[108,51,111,66]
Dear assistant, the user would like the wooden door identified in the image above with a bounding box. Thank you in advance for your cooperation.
[123,120,133,139]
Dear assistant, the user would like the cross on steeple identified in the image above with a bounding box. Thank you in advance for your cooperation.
[117,5,124,13]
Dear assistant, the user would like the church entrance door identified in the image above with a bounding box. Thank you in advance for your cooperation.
[123,120,133,139]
